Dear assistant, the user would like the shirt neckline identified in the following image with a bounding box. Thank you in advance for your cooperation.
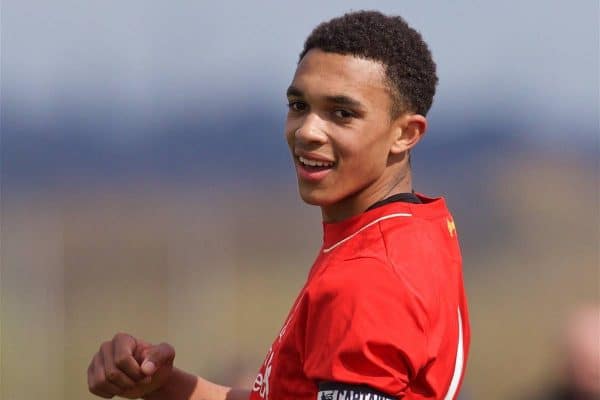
[366,192,422,211]
[321,193,449,252]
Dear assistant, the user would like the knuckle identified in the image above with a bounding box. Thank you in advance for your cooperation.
[114,356,129,369]
[121,379,135,390]
[89,383,105,396]
[139,347,150,360]
[95,369,108,385]
[105,368,120,383]
[87,364,97,381]
[89,369,120,397]
[100,341,111,352]
[160,342,175,355]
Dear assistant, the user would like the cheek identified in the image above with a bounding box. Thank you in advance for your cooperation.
[284,119,297,146]
[338,133,389,173]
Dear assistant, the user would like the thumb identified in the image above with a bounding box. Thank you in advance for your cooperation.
[141,342,175,376]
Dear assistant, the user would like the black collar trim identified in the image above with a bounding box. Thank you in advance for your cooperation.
[366,192,422,211]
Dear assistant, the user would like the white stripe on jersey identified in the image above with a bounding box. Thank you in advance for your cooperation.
[443,308,465,400]
[323,213,412,253]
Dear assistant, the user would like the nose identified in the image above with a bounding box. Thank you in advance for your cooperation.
[294,113,328,145]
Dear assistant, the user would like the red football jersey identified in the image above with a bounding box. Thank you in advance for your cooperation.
[250,195,470,400]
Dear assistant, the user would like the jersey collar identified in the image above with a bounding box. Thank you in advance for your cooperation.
[321,194,449,252]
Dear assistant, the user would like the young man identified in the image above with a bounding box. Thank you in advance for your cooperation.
[87,11,470,400]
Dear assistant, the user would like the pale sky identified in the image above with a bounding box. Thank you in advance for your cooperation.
[2,0,598,141]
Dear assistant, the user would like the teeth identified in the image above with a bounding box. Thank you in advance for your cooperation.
[299,156,334,168]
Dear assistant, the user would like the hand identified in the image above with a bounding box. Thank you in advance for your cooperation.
[87,333,176,399]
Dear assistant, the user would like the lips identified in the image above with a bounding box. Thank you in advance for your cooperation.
[295,153,335,182]
[298,156,334,168]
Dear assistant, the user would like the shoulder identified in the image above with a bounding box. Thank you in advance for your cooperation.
[377,212,458,324]
[306,256,429,334]
[375,195,457,254]
[377,211,456,286]
[309,256,396,299]
[301,257,431,384]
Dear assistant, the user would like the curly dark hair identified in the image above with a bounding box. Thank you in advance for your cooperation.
[300,10,438,117]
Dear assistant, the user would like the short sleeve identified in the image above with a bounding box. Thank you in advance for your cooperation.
[302,257,429,398]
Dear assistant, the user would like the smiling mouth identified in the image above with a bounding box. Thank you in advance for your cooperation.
[298,156,335,171]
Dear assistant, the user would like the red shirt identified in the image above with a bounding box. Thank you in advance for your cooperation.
[250,195,470,399]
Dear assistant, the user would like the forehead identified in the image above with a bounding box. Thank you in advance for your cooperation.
[290,49,389,102]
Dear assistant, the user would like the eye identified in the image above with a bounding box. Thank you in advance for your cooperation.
[333,109,354,119]
[287,101,307,113]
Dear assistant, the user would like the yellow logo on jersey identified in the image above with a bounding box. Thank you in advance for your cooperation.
[447,218,456,237]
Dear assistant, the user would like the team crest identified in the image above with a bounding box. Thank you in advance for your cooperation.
[447,218,456,237]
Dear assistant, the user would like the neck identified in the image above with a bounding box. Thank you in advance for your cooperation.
[321,167,412,222]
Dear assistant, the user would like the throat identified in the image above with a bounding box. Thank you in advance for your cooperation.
[321,171,413,222]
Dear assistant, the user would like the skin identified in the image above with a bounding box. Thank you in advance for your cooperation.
[86,49,428,399]
[87,333,248,400]
[563,305,600,396]
[286,49,427,222]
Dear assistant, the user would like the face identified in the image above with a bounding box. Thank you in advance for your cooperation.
[285,49,414,221]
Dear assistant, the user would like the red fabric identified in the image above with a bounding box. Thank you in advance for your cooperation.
[250,195,470,400]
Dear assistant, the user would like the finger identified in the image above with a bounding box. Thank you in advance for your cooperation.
[89,384,114,399]
[141,342,175,376]
[88,357,112,398]
[133,338,152,364]
[100,341,137,390]
[89,387,113,399]
[89,350,122,398]
[113,333,145,381]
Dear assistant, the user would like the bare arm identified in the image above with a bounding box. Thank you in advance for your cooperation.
[143,368,250,400]
[87,333,251,400]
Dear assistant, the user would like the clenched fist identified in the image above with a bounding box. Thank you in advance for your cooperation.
[87,333,175,399]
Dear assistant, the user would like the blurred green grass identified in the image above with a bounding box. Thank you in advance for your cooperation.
[1,156,598,400]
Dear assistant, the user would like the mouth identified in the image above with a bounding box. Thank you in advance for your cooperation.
[295,155,336,181]
[297,156,335,171]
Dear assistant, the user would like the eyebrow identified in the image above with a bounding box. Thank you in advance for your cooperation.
[286,86,364,109]
[286,86,303,98]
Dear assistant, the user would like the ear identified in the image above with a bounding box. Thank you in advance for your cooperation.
[389,114,427,155]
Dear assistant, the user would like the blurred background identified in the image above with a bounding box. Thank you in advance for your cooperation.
[1,1,598,399]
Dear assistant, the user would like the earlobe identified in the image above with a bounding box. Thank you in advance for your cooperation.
[390,114,427,155]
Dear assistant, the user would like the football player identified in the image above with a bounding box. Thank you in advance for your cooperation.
[87,10,470,400]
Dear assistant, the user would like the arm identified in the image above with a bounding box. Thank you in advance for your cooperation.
[87,333,251,400]
[143,368,250,400]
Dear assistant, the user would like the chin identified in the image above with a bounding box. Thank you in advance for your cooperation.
[297,186,340,207]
